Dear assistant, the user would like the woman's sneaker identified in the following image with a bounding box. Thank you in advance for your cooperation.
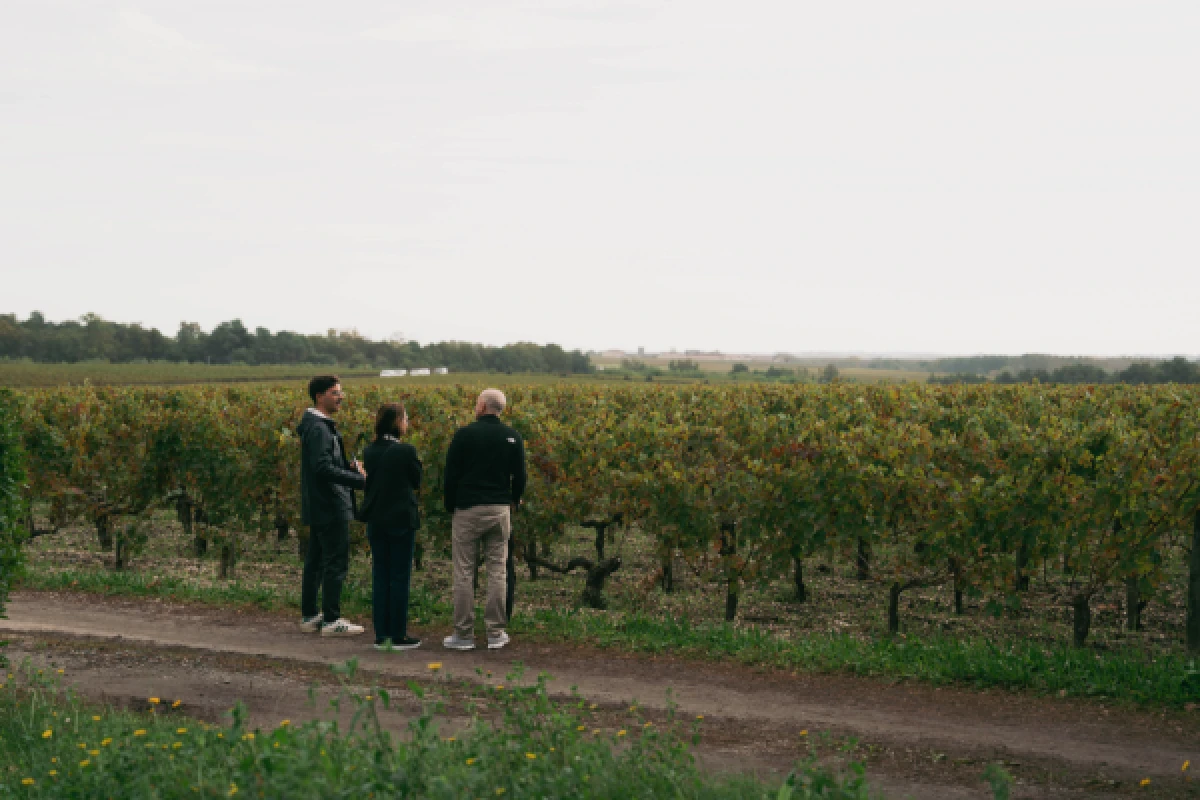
[442,634,476,651]
[375,637,421,652]
[487,631,510,650]
[299,613,323,633]
[320,618,365,637]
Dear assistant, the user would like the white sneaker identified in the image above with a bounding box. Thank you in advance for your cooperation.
[442,634,476,651]
[320,618,365,637]
[487,631,510,650]
[299,613,323,633]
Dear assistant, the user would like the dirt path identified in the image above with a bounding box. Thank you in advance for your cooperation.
[2,591,1197,799]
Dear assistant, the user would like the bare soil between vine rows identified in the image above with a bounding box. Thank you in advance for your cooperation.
[3,592,1198,799]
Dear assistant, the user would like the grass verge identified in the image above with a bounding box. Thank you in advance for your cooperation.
[19,567,1200,708]
[0,662,876,799]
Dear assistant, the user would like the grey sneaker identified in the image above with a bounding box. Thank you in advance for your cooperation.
[320,618,365,637]
[487,631,510,650]
[299,613,323,633]
[442,634,476,651]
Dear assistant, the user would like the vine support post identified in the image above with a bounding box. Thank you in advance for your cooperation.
[1015,536,1030,591]
[94,505,112,551]
[219,536,237,579]
[661,547,674,593]
[1187,509,1200,652]
[792,556,806,603]
[297,527,309,561]
[1125,576,1143,632]
[720,521,738,622]
[887,582,902,634]
[525,535,539,581]
[505,544,516,622]
[1071,592,1092,648]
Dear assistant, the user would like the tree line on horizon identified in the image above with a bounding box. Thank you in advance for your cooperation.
[928,357,1200,385]
[0,312,594,374]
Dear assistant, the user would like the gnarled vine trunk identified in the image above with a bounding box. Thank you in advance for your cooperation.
[888,582,902,634]
[856,537,871,581]
[1125,576,1144,632]
[793,557,806,603]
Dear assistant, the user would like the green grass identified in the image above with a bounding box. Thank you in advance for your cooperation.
[0,662,876,799]
[20,567,1200,709]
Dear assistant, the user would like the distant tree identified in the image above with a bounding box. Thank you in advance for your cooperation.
[668,359,700,372]
[764,366,796,380]
[730,363,750,375]
[818,364,840,384]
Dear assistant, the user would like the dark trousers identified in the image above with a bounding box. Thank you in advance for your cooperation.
[301,519,350,623]
[368,524,416,643]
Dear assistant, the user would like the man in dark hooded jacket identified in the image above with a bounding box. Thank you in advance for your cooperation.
[298,375,366,636]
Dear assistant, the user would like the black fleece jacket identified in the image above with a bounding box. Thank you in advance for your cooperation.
[297,409,365,526]
[442,415,527,512]
[360,435,423,531]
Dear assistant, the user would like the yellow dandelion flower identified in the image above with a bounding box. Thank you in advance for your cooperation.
[41,729,52,739]
[243,733,255,741]
[176,728,187,735]
[229,783,238,796]
[172,700,182,709]
[589,704,597,710]
[92,716,101,722]
[495,685,504,691]
[50,758,57,764]
[592,729,600,735]
[101,739,111,747]
[148,697,160,705]
[525,753,537,760]
[79,760,90,768]
[1140,779,1151,787]
[22,778,34,786]
[89,750,99,756]
[427,663,442,671]
[134,730,147,737]
[495,790,506,796]
[577,725,586,731]
[617,730,627,737]
[174,742,183,749]
[48,770,57,777]
[644,722,653,727]
[466,758,477,765]
[1184,761,1191,772]
[280,720,291,727]
[446,737,456,742]
[800,730,808,736]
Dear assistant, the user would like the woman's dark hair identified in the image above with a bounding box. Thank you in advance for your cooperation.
[307,375,341,404]
[375,402,407,439]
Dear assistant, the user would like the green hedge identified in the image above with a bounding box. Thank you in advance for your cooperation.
[0,388,27,621]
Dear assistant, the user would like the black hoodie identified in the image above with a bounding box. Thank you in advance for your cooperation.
[297,409,365,526]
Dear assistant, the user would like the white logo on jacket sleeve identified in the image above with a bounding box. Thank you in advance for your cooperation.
[507,437,516,443]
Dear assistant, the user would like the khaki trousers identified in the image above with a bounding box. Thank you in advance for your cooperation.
[452,504,511,639]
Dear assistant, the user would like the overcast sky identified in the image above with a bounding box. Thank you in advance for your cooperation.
[2,2,1197,355]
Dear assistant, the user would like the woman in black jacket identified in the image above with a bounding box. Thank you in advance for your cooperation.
[360,402,423,650]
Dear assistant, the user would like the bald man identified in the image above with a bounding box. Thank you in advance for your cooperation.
[441,388,527,651]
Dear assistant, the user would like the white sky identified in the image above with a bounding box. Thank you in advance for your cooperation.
[2,1,1198,356]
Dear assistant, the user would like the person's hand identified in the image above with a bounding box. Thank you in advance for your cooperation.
[355,462,366,477]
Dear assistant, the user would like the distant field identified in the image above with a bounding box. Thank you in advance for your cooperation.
[0,361,626,389]
[1,359,932,388]
[594,357,931,384]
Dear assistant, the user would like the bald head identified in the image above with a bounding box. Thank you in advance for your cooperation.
[475,388,506,417]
